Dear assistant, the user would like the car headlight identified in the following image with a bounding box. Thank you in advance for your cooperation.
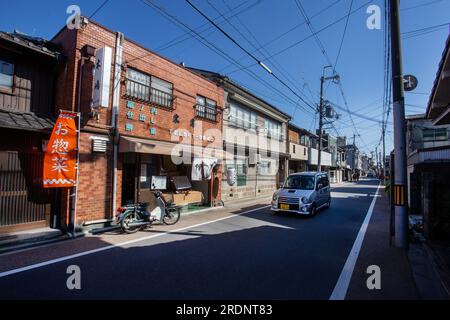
[301,197,309,204]
[273,193,279,201]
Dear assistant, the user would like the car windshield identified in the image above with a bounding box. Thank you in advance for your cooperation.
[283,175,315,190]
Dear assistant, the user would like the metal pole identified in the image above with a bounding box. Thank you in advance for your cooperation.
[390,0,408,249]
[318,75,324,172]
[375,146,378,177]
[72,112,81,237]
[382,127,387,184]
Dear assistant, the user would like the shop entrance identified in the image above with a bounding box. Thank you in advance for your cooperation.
[120,151,220,213]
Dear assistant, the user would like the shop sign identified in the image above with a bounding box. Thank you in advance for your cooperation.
[43,111,79,188]
[92,46,112,108]
[170,129,215,142]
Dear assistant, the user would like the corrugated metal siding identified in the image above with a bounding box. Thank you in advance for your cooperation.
[419,148,450,162]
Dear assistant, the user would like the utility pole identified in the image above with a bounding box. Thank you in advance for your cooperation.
[317,66,340,173]
[318,73,325,173]
[390,0,408,249]
[382,127,387,184]
[375,146,379,177]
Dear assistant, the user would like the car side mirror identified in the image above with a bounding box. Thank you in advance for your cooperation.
[317,183,323,190]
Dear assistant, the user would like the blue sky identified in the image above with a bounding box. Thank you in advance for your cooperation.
[1,0,449,154]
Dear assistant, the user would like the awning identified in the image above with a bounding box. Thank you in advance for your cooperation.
[119,136,232,160]
[119,136,181,156]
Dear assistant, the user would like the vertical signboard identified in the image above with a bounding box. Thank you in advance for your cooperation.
[92,46,112,108]
[43,111,79,188]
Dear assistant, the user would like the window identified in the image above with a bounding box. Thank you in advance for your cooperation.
[196,95,217,121]
[0,60,14,89]
[304,148,307,156]
[265,119,282,140]
[126,69,173,108]
[229,102,257,129]
[422,128,448,142]
[126,68,150,101]
[283,175,315,190]
[150,76,173,108]
[293,144,296,154]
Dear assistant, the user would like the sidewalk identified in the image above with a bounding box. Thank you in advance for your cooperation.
[346,185,449,300]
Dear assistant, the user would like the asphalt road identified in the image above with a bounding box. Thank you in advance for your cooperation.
[0,179,380,299]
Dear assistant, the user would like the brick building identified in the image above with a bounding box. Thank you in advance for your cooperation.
[51,18,224,231]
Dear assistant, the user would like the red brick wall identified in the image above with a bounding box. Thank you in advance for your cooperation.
[118,36,224,149]
[52,20,224,226]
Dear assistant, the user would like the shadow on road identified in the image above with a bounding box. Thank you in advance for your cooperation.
[0,179,381,300]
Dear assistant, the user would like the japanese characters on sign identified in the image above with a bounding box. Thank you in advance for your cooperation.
[92,46,112,108]
[43,111,79,188]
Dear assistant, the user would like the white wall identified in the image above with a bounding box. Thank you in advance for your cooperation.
[309,148,332,166]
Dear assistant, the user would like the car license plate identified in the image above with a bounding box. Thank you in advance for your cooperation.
[280,203,290,210]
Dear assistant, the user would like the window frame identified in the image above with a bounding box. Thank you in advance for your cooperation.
[0,59,14,91]
[265,118,282,141]
[125,68,173,109]
[195,95,218,122]
[229,102,257,130]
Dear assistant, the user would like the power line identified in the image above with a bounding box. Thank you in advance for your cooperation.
[127,0,260,64]
[141,0,316,120]
[333,0,354,71]
[184,0,316,113]
[89,0,110,19]
[402,22,449,39]
[227,1,371,74]
[219,0,341,74]
[401,0,445,12]
[293,0,372,151]
[209,0,316,107]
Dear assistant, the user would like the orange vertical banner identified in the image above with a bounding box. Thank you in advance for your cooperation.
[43,111,79,188]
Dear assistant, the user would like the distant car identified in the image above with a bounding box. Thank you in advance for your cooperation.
[271,172,331,216]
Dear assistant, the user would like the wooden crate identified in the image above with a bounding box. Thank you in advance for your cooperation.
[163,191,203,206]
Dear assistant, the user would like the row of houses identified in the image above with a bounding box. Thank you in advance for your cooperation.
[0,19,367,235]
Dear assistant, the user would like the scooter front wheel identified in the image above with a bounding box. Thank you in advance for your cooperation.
[121,211,141,234]
[163,207,181,225]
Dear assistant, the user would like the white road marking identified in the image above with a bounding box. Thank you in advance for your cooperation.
[329,183,381,300]
[0,205,270,278]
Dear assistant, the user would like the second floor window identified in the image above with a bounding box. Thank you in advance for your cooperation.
[126,68,173,108]
[265,119,282,140]
[422,128,448,142]
[196,96,217,121]
[229,102,257,130]
[0,60,14,89]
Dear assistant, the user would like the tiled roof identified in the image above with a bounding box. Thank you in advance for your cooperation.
[0,30,61,59]
[0,109,54,132]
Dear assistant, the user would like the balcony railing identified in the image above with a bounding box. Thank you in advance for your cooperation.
[150,87,173,109]
[195,104,218,122]
[125,79,174,109]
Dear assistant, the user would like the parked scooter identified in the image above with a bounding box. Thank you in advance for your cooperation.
[116,191,181,233]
